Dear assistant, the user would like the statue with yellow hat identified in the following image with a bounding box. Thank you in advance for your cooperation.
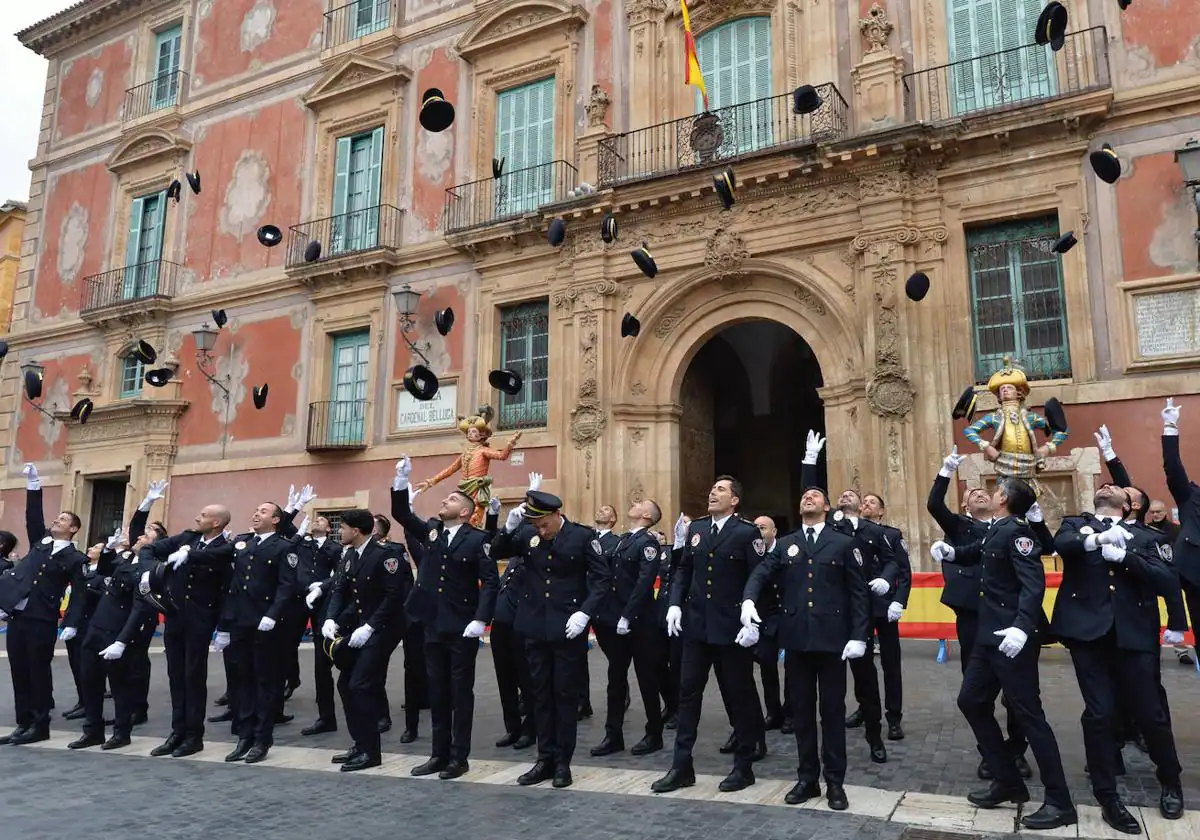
[413,403,522,527]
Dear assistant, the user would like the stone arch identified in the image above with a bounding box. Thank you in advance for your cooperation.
[456,0,588,61]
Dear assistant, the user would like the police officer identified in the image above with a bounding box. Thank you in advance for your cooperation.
[0,463,88,745]
[298,516,343,736]
[859,492,911,740]
[213,502,298,764]
[321,509,410,773]
[651,475,766,795]
[373,513,419,740]
[392,457,499,779]
[490,478,538,750]
[590,498,666,758]
[741,486,869,810]
[491,490,610,789]
[932,477,1077,832]
[585,505,620,720]
[1052,485,1184,830]
[59,532,123,722]
[1162,400,1200,646]
[749,516,786,732]
[653,527,682,730]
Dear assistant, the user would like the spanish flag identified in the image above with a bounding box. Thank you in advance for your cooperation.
[680,0,709,111]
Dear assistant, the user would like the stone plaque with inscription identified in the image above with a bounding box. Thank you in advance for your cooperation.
[1135,288,1200,359]
[395,383,457,432]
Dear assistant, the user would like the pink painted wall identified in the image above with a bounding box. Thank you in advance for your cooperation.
[0,486,64,552]
[410,47,460,235]
[55,37,134,142]
[193,0,324,89]
[34,163,114,321]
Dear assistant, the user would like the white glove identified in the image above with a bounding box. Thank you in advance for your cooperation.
[59,626,77,641]
[565,611,589,639]
[100,641,126,661]
[868,578,890,596]
[1095,526,1133,549]
[488,497,501,516]
[1163,629,1186,646]
[802,430,826,466]
[734,624,759,647]
[887,602,903,622]
[257,616,276,632]
[297,485,316,508]
[504,504,525,533]
[1027,502,1043,524]
[349,624,374,648]
[1163,398,1180,435]
[0,610,8,621]
[666,605,682,637]
[321,619,338,641]
[841,640,867,660]
[409,486,421,503]
[1101,544,1126,564]
[740,599,761,628]
[22,462,40,491]
[394,457,412,491]
[139,479,169,511]
[463,620,486,639]
[994,626,1028,659]
[939,446,966,478]
[166,545,190,569]
[1094,425,1116,461]
[211,631,230,652]
[931,540,955,563]
[140,570,151,590]
[106,528,124,550]
[527,472,543,492]
[297,516,310,537]
[284,484,299,513]
[616,617,630,635]
[305,582,323,609]
[672,513,687,549]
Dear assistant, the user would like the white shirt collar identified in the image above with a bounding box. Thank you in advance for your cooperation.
[711,514,732,532]
[766,539,776,552]
[445,523,462,542]
[255,531,274,544]
[847,515,859,529]
[51,539,72,554]
[315,536,326,547]
[803,521,826,538]
[597,528,612,537]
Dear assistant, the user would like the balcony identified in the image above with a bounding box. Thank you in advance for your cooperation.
[80,259,178,321]
[597,83,849,189]
[443,160,578,235]
[972,298,1072,385]
[903,27,1109,125]
[307,400,369,450]
[285,204,404,271]
[123,71,188,123]
[324,0,399,50]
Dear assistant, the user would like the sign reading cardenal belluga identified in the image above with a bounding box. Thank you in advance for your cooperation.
[396,382,456,431]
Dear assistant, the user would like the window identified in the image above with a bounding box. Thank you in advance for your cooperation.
[327,331,370,444]
[495,78,556,217]
[967,215,1071,383]
[315,510,346,544]
[696,17,772,154]
[349,0,390,40]
[152,25,182,109]
[947,0,1055,116]
[498,301,549,430]
[332,127,383,255]
[124,190,166,300]
[119,354,145,399]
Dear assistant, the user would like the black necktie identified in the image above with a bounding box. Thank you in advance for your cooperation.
[711,523,719,539]
[806,527,816,550]
[440,529,450,545]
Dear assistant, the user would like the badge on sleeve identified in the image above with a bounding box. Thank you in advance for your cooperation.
[345,559,352,572]
[1079,526,1094,536]
[1014,537,1035,557]
[530,536,541,548]
[900,538,908,553]
[138,578,150,595]
[753,538,765,556]
[483,544,491,558]
[590,539,602,555]
[643,545,658,562]
[833,511,844,522]
[787,544,800,558]
[103,576,112,587]
[429,529,439,542]
[853,547,863,566]
[41,536,52,545]
[690,533,701,547]
[1159,544,1174,563]
[235,540,247,551]
[287,553,298,568]
[384,557,399,574]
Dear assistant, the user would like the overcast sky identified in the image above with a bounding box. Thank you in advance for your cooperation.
[0,2,79,203]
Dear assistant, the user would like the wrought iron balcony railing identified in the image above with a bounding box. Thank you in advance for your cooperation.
[903,27,1109,124]
[81,259,179,315]
[285,204,404,269]
[597,83,849,189]
[123,71,188,122]
[443,160,579,235]
[971,297,1073,385]
[324,0,398,49]
[307,400,370,450]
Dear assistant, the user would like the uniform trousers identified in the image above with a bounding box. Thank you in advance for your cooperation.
[426,633,481,761]
[81,640,135,738]
[958,643,1072,809]
[956,610,1026,758]
[337,633,391,758]
[128,617,157,718]
[594,621,664,740]
[491,619,534,736]
[400,620,427,728]
[227,626,283,746]
[753,628,785,721]
[656,632,681,718]
[375,625,406,728]
[672,640,763,772]
[786,650,847,784]
[6,616,58,730]
[65,633,84,706]
[846,615,889,737]
[163,612,217,740]
[279,602,307,693]
[526,634,588,765]
[308,600,337,724]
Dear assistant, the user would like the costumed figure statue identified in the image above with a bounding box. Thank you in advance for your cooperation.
[414,404,522,527]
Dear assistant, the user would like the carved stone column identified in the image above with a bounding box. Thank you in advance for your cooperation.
[816,381,866,497]
[577,84,612,187]
[851,3,906,130]
[626,0,669,131]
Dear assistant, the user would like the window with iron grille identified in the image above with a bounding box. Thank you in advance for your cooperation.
[966,215,1071,384]
[315,510,346,544]
[498,300,549,430]
[120,354,145,399]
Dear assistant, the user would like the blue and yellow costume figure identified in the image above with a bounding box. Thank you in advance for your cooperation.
[963,360,1068,487]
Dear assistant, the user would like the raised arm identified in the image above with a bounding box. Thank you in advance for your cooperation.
[1161,400,1193,510]
[927,449,967,539]
[390,458,427,535]
[481,431,523,461]
[1093,426,1132,487]
[800,430,826,494]
[22,464,46,545]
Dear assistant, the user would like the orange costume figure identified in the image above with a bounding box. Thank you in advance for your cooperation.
[415,404,522,527]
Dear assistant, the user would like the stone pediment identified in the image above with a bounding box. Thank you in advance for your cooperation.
[54,399,188,448]
[106,127,192,174]
[457,0,588,61]
[303,56,413,110]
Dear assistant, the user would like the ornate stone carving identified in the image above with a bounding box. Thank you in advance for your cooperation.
[332,68,376,91]
[630,427,646,445]
[746,181,860,220]
[631,381,647,396]
[858,2,893,54]
[858,170,908,198]
[585,84,611,127]
[627,479,645,506]
[144,443,178,467]
[551,279,621,316]
[866,363,915,418]
[486,9,556,39]
[570,314,607,489]
[627,0,668,25]
[654,304,687,339]
[704,227,749,283]
[873,259,900,366]
[793,287,828,316]
[691,0,776,28]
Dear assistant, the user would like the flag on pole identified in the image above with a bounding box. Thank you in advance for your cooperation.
[680,0,709,111]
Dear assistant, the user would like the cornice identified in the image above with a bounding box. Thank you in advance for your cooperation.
[18,0,164,57]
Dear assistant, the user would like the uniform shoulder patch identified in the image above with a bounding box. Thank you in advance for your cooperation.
[752,538,765,556]
[235,540,247,550]
[1079,526,1094,536]
[852,547,863,566]
[833,510,844,522]
[287,553,298,568]
[591,539,602,555]
[138,578,150,595]
[41,536,52,545]
[690,533,701,547]
[787,543,800,558]
[429,529,439,542]
[1014,536,1035,557]
[483,544,491,558]
[344,559,352,572]
[383,557,399,574]
[643,545,658,561]
[530,535,540,548]
[1159,543,1174,563]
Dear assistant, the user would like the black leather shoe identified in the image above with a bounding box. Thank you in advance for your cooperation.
[826,783,849,811]
[576,705,593,721]
[62,703,85,720]
[1161,784,1184,820]
[651,767,696,793]
[274,713,293,725]
[102,734,131,751]
[887,720,904,740]
[552,767,573,788]
[225,738,253,762]
[215,693,229,707]
[0,727,28,745]
[151,734,184,756]
[377,718,392,734]
[719,731,736,754]
[664,714,678,731]
[781,717,794,735]
[718,767,755,793]
[131,712,148,726]
[763,714,783,731]
[977,760,993,780]
[68,733,104,750]
[869,740,887,764]
[302,719,337,736]
[1099,800,1141,835]
[332,747,361,764]
[630,735,663,756]
[209,710,233,724]
[517,760,555,786]
[1016,754,1033,778]
[399,728,417,744]
[243,744,270,764]
[411,756,448,777]
[784,781,820,805]
[750,740,767,762]
[172,739,203,758]
[439,759,469,780]
[495,732,520,748]
[10,727,48,745]
[1020,804,1078,831]
[513,733,536,750]
[341,753,381,772]
[590,735,624,757]
[968,781,1031,809]
[845,708,864,729]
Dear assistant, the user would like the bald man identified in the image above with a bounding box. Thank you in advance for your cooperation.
[144,504,236,758]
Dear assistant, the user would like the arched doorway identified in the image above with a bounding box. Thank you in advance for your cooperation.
[677,319,824,531]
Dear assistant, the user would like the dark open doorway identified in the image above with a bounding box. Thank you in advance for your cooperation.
[87,477,129,547]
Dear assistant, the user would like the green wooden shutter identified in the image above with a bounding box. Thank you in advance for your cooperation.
[695,19,771,149]
[365,126,384,247]
[330,331,370,444]
[496,79,555,215]
[948,0,997,115]
[331,136,352,253]
[153,26,182,108]
[123,197,145,299]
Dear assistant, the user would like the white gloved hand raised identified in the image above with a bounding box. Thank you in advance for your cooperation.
[931,541,955,563]
[504,504,526,533]
[887,602,903,622]
[211,631,231,652]
[994,626,1028,659]
[1162,398,1180,435]
[100,641,126,661]
[140,479,169,511]
[463,620,486,639]
[106,528,124,550]
[297,485,316,508]
[802,430,826,466]
[284,484,299,513]
[565,611,589,640]
[939,446,966,478]
[1094,425,1116,461]
[22,462,40,491]
[868,578,890,596]
[841,640,867,660]
[488,497,501,516]
[740,600,761,628]
[257,616,276,632]
[616,617,630,635]
[349,624,374,648]
[672,513,688,550]
[665,605,682,637]
[321,619,338,641]
[527,472,543,492]
[734,625,759,648]
[394,457,412,491]
[59,626,77,642]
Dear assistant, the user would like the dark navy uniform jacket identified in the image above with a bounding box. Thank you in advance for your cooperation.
[594,527,661,629]
[949,516,1050,646]
[0,489,87,623]
[670,515,765,645]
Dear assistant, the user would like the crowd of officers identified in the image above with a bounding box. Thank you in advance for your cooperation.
[0,399,1195,835]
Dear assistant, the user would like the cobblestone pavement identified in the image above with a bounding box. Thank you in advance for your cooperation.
[0,636,1196,840]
